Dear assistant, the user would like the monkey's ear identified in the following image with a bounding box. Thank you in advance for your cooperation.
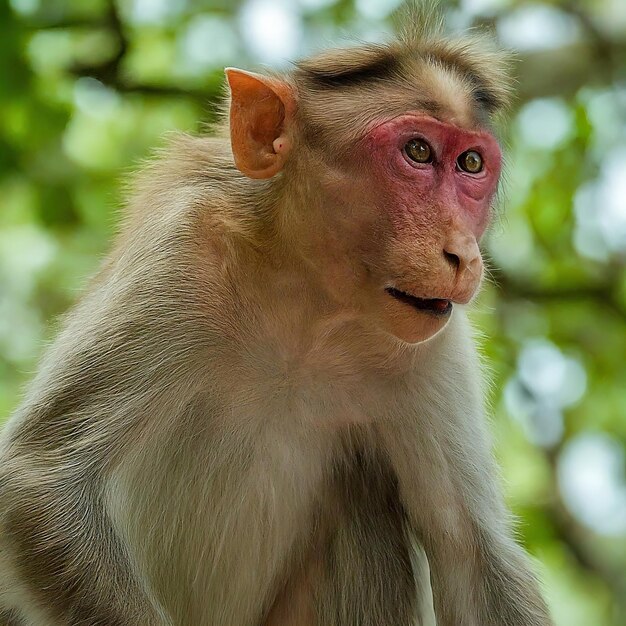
[225,68,296,179]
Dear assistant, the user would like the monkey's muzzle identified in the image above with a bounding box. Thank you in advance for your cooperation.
[385,287,453,317]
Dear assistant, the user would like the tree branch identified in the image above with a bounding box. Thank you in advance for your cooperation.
[48,1,218,107]
[493,272,626,323]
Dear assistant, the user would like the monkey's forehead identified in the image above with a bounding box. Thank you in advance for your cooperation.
[294,55,506,151]
[294,31,511,131]
[365,114,500,149]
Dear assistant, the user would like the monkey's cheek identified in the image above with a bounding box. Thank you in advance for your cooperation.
[380,305,451,345]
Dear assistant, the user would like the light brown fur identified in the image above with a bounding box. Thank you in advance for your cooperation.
[0,13,551,626]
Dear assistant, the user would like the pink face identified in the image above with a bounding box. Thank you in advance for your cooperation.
[349,114,503,343]
[364,114,502,237]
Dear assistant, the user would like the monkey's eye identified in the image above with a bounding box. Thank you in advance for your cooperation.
[457,150,483,174]
[405,139,432,164]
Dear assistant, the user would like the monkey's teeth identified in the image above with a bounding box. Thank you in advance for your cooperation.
[385,287,452,316]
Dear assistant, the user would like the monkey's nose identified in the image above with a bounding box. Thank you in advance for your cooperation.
[442,232,483,300]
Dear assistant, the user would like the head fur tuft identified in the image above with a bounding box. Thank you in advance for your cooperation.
[294,4,513,120]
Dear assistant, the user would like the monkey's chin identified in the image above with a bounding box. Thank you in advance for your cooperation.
[378,306,452,344]
[386,311,452,344]
[381,288,453,344]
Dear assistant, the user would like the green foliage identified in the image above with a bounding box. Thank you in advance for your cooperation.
[1,1,625,624]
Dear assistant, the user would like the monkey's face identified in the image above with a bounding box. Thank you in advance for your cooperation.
[349,114,502,344]
[225,68,503,345]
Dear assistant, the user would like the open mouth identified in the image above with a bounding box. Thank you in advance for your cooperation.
[385,287,453,317]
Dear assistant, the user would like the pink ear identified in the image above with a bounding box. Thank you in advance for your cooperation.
[225,68,296,179]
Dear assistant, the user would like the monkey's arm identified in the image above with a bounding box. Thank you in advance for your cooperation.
[0,204,213,624]
[380,312,552,626]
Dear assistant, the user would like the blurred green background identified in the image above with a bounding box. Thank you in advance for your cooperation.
[0,0,625,623]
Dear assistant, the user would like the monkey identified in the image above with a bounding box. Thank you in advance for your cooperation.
[0,12,553,626]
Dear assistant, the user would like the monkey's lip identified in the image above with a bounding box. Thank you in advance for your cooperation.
[385,287,453,317]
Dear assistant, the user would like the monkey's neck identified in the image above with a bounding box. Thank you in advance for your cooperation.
[211,168,424,375]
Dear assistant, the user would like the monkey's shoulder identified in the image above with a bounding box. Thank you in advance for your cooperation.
[118,132,256,232]
[137,132,236,187]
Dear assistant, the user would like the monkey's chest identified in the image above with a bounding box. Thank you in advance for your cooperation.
[226,345,396,429]
[261,435,423,626]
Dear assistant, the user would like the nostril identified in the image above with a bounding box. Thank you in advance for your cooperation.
[443,250,461,270]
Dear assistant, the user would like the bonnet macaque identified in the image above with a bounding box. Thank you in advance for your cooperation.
[0,13,552,626]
